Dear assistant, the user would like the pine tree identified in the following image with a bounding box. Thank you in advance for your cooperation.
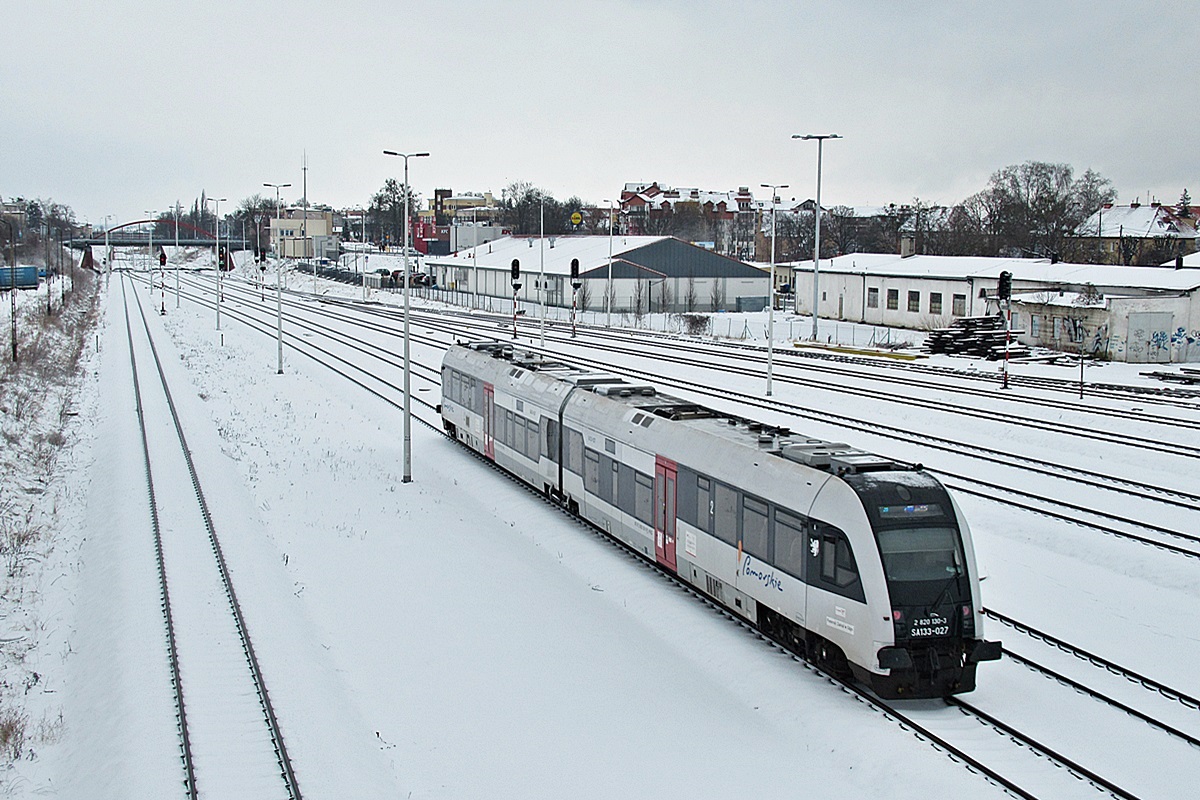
[1177,189,1193,219]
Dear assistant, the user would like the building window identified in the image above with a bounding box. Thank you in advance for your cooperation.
[886,289,899,310]
[1030,315,1041,337]
[867,287,879,308]
[952,294,966,316]
[929,292,942,315]
[908,290,920,313]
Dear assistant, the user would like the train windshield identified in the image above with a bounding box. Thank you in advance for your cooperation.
[876,527,964,583]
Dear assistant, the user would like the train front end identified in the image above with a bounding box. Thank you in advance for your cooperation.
[846,472,1001,698]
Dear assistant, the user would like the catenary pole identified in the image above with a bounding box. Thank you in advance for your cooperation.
[793,134,841,340]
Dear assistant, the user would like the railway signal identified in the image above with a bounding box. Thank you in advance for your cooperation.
[999,271,1013,389]
[570,258,581,338]
[511,259,521,339]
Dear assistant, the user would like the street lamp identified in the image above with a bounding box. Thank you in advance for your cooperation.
[207,197,227,331]
[264,182,291,374]
[382,149,430,484]
[793,133,841,341]
[761,183,788,396]
[605,199,614,328]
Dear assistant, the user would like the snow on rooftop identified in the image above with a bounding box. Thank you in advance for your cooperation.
[785,252,1200,292]
[1077,204,1198,240]
[426,235,671,275]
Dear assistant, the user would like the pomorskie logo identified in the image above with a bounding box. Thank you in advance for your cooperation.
[742,555,783,592]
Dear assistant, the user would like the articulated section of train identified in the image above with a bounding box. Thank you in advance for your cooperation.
[440,341,1001,698]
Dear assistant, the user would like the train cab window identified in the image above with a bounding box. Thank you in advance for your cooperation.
[713,483,738,546]
[584,450,600,494]
[741,496,769,560]
[809,523,865,602]
[774,510,807,581]
[876,527,963,582]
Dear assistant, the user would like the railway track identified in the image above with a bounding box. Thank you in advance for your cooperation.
[120,274,302,800]
[153,268,1200,798]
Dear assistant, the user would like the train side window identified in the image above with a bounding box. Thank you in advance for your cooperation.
[514,416,527,456]
[617,463,635,514]
[584,450,600,494]
[696,476,712,534]
[527,419,540,460]
[713,482,738,546]
[741,495,769,560]
[566,429,584,475]
[597,456,616,504]
[774,509,807,581]
[677,468,697,528]
[541,418,558,462]
[634,472,654,525]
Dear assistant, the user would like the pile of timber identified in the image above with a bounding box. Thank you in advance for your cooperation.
[924,315,1030,360]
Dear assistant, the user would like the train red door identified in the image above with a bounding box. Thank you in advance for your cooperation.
[655,456,678,571]
[483,383,495,460]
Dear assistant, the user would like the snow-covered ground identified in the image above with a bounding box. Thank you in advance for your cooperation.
[5,261,1199,797]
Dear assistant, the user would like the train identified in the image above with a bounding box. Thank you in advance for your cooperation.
[439,341,1001,698]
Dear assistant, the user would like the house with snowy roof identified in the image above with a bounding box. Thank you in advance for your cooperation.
[424,234,768,315]
[784,252,1200,362]
[620,183,757,260]
[1072,201,1198,266]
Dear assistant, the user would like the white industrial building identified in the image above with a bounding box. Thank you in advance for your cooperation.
[425,235,769,314]
[785,253,1200,363]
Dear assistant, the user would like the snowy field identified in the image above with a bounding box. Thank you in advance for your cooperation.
[4,260,1199,798]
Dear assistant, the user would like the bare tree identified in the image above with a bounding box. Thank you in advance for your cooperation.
[684,276,697,312]
[657,280,673,313]
[709,277,726,312]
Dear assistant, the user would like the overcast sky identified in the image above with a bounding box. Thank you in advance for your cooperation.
[3,1,1195,226]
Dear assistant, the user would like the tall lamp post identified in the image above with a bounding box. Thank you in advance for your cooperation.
[793,133,841,341]
[761,183,788,396]
[264,182,291,374]
[207,197,227,330]
[383,149,430,484]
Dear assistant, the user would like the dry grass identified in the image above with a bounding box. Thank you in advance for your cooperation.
[0,707,27,763]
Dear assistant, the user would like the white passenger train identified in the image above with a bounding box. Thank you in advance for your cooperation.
[440,341,1001,698]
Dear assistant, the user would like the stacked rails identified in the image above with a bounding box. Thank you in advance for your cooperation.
[924,315,1029,360]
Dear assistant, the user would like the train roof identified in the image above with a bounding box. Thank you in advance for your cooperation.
[453,341,915,477]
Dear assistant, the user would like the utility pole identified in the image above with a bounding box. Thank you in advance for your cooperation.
[264,181,291,375]
[383,149,430,484]
[761,183,788,396]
